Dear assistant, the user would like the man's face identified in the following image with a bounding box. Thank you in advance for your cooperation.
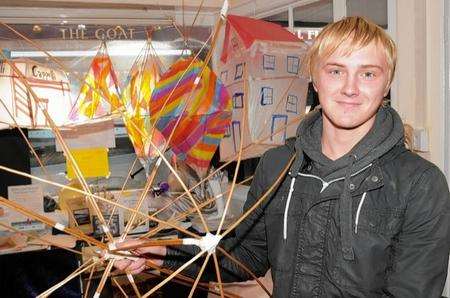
[313,41,390,130]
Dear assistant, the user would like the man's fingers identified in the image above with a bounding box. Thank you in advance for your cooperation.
[125,258,146,272]
[135,245,167,256]
[129,263,147,275]
[115,259,132,271]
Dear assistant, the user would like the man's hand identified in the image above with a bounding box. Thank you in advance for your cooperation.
[113,238,167,275]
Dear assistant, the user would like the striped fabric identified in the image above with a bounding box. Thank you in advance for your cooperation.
[149,58,232,174]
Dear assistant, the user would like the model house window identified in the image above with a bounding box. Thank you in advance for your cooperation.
[220,70,228,83]
[261,87,273,106]
[263,54,275,70]
[231,37,240,51]
[286,94,298,113]
[232,121,241,153]
[233,92,244,109]
[287,56,300,74]
[224,124,231,138]
[271,114,288,142]
[235,63,244,80]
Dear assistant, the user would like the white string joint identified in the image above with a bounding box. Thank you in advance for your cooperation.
[183,233,222,254]
[107,242,117,251]
[103,249,139,262]
[54,223,66,231]
[220,0,229,19]
[194,76,201,85]
[155,157,162,167]
[102,225,110,234]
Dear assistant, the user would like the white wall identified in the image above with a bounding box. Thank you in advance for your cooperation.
[392,0,448,296]
[391,0,446,171]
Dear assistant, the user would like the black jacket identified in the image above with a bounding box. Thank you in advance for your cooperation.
[165,106,450,297]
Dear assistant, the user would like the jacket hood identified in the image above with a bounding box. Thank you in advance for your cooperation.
[294,105,405,180]
[283,105,406,260]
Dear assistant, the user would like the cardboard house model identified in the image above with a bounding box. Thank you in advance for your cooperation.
[218,15,309,161]
[0,58,73,129]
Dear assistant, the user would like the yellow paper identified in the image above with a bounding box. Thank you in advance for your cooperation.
[66,147,109,179]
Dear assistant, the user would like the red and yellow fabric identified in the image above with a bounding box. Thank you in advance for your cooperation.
[70,42,121,120]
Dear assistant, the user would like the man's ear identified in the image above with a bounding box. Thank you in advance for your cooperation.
[312,80,318,92]
[383,84,391,97]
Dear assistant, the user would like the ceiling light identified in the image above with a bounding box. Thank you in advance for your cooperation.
[32,25,42,33]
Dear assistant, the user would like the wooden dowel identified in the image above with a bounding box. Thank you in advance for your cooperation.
[188,253,211,298]
[221,155,295,238]
[212,253,225,298]
[216,247,271,297]
[110,238,183,252]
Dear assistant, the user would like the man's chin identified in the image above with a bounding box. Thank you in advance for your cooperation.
[329,118,364,130]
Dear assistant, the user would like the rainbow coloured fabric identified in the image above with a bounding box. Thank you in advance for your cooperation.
[121,42,163,157]
[149,58,232,172]
[70,42,121,120]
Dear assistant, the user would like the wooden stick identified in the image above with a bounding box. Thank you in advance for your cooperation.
[141,250,206,298]
[110,238,183,252]
[83,262,97,298]
[0,222,81,256]
[212,253,225,298]
[121,157,139,193]
[126,273,142,298]
[93,259,116,298]
[221,155,295,238]
[186,0,205,43]
[142,266,239,298]
[216,62,248,233]
[121,157,162,238]
[188,253,211,298]
[216,247,271,297]
[37,258,98,298]
[112,277,129,298]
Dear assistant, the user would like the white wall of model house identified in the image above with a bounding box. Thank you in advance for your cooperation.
[218,26,309,161]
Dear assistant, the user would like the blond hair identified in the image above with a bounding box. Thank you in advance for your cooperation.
[305,16,397,87]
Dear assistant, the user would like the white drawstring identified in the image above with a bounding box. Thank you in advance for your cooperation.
[283,176,297,240]
[282,164,372,241]
[354,192,367,234]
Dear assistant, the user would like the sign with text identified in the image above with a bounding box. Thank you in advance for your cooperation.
[6,184,45,231]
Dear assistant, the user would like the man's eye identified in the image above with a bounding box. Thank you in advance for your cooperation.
[329,69,341,75]
[362,72,375,79]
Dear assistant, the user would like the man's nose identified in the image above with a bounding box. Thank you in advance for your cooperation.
[341,74,359,97]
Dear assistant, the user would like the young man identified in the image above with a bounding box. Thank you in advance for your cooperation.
[117,16,450,297]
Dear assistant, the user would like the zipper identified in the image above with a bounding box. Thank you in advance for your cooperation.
[297,163,373,193]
